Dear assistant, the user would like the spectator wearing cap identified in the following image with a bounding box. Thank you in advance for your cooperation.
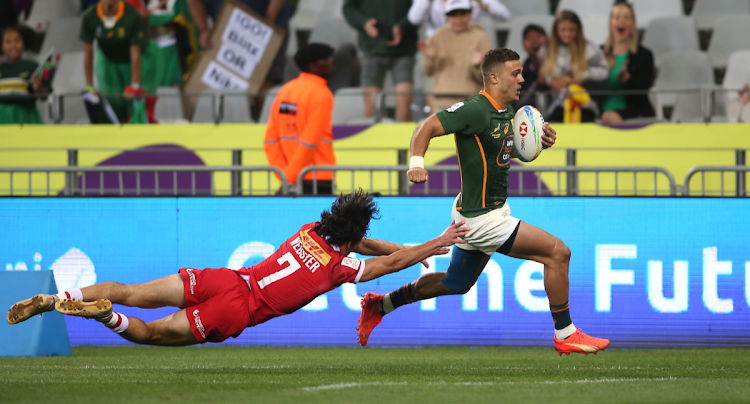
[343,0,417,122]
[513,24,548,110]
[408,0,510,39]
[264,43,337,195]
[420,0,493,112]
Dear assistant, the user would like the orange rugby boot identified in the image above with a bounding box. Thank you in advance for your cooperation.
[357,292,384,346]
[554,328,610,356]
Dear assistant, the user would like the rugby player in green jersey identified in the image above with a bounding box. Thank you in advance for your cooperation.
[357,48,610,356]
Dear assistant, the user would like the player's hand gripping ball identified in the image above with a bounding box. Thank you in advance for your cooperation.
[513,105,545,162]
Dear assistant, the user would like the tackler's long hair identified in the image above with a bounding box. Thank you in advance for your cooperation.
[314,190,380,247]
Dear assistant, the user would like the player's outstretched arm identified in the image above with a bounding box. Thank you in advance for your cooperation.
[357,221,469,282]
[352,238,450,269]
[408,114,447,184]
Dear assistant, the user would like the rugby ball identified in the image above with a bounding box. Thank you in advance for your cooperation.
[513,105,545,162]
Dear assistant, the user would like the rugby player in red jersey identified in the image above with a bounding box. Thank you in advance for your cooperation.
[6,191,469,345]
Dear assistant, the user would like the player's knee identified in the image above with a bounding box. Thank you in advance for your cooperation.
[551,240,571,267]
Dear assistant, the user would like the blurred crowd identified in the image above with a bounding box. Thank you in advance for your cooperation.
[1,0,748,125]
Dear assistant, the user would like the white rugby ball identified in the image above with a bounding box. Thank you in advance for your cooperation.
[513,105,545,162]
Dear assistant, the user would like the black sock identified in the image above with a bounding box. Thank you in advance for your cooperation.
[378,283,415,315]
[550,301,572,331]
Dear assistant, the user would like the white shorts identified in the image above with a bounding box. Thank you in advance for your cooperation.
[451,194,521,255]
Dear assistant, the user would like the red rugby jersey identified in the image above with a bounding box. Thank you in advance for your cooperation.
[236,222,365,326]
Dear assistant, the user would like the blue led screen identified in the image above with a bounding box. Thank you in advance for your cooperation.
[1,197,748,347]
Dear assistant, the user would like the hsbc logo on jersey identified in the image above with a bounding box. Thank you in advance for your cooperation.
[192,309,206,340]
[519,122,528,137]
[341,257,361,270]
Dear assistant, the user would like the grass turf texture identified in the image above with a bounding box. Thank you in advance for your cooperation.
[1,347,749,404]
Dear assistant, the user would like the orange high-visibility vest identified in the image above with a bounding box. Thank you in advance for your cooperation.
[264,72,335,185]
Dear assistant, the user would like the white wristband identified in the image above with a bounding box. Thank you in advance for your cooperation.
[409,156,425,169]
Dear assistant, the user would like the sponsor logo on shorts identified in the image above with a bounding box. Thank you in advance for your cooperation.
[341,257,361,270]
[186,268,196,295]
[192,309,206,340]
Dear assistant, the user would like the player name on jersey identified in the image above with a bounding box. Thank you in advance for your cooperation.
[290,233,324,273]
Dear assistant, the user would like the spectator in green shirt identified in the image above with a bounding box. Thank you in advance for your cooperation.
[0,26,51,124]
[80,0,159,123]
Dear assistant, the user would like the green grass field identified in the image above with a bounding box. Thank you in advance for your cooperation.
[1,346,749,404]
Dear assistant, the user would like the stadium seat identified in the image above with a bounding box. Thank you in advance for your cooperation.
[258,85,282,124]
[38,17,83,58]
[221,90,252,123]
[579,15,609,47]
[670,88,711,122]
[651,51,714,120]
[290,0,343,30]
[641,17,699,67]
[501,0,550,17]
[721,50,750,122]
[154,87,184,122]
[707,15,750,69]
[309,18,358,49]
[332,87,368,124]
[555,0,613,16]
[487,15,555,61]
[51,51,88,124]
[191,91,220,123]
[628,0,683,29]
[691,0,750,30]
[24,0,80,32]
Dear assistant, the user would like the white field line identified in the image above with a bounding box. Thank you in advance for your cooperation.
[301,377,685,391]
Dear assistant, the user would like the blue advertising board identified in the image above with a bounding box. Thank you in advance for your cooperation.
[1,197,748,347]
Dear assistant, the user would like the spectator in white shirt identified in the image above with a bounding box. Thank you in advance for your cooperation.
[408,0,510,39]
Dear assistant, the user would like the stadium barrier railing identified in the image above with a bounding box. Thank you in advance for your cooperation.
[0,166,289,196]
[683,166,750,197]
[296,165,677,197]
[36,87,750,124]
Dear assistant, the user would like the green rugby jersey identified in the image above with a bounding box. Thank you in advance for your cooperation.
[80,1,149,64]
[436,91,515,218]
[0,60,51,108]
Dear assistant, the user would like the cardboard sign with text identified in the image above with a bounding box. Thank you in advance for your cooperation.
[183,0,285,120]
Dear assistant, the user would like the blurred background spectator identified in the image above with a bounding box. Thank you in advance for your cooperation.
[513,23,547,110]
[420,0,492,112]
[600,2,655,126]
[343,0,416,122]
[264,43,336,195]
[146,0,201,87]
[408,0,510,40]
[0,26,51,124]
[188,0,295,121]
[410,0,508,114]
[539,10,608,122]
[80,0,160,123]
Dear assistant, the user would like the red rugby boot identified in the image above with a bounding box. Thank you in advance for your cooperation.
[554,329,610,356]
[357,292,384,346]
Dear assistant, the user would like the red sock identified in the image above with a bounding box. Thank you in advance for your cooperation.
[146,95,158,124]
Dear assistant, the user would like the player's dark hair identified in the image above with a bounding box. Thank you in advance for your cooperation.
[481,48,520,82]
[314,190,380,247]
